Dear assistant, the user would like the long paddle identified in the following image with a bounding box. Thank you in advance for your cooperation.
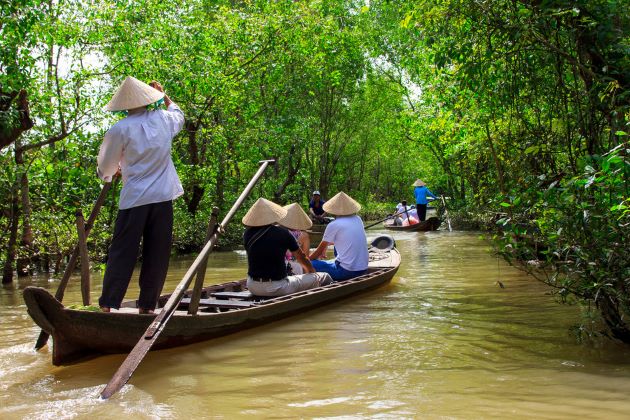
[441,196,452,232]
[364,205,416,229]
[35,180,115,350]
[100,159,274,400]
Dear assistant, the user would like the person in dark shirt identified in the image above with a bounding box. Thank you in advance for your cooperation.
[308,190,328,223]
[243,198,332,297]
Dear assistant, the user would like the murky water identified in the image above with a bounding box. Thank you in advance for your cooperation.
[1,230,630,419]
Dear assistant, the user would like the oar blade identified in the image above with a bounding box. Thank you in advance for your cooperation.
[100,335,154,399]
[34,331,49,350]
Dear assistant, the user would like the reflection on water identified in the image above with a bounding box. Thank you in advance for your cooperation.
[2,230,630,418]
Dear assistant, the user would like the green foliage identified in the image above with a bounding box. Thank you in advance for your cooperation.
[496,144,629,340]
[1,0,629,343]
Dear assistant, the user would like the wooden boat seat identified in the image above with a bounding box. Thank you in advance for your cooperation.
[210,291,254,299]
[180,297,254,309]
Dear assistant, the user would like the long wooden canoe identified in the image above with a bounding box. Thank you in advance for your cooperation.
[384,216,441,232]
[24,246,400,366]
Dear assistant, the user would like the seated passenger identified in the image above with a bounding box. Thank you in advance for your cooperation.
[309,190,328,223]
[394,200,412,226]
[280,203,312,275]
[309,192,369,281]
[243,198,332,297]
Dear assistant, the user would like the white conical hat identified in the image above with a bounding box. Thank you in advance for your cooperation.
[412,179,426,187]
[323,191,361,216]
[104,76,165,111]
[279,203,313,231]
[242,198,287,227]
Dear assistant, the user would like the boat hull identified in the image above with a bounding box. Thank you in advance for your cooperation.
[24,249,400,365]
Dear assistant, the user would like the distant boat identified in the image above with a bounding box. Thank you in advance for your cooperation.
[24,237,400,366]
[383,216,441,231]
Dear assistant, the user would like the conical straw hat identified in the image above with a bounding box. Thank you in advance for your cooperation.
[412,179,426,187]
[104,76,165,111]
[242,198,287,227]
[323,191,361,216]
[279,203,313,231]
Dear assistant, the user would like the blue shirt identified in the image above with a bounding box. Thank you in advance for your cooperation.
[414,186,437,205]
[309,199,326,215]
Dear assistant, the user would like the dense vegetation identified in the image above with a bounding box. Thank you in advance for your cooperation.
[2,1,628,341]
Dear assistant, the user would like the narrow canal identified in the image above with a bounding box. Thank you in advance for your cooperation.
[1,229,630,418]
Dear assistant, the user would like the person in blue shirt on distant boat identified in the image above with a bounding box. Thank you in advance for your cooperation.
[309,190,328,223]
[413,179,437,221]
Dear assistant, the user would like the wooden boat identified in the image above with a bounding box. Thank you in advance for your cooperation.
[23,241,400,366]
[305,222,327,243]
[383,216,441,231]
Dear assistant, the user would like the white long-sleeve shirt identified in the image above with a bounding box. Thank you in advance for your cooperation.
[97,103,185,209]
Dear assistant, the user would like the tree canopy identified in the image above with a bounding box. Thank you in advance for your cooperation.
[1,0,628,341]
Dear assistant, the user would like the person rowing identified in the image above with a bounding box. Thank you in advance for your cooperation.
[97,77,184,314]
[412,179,437,221]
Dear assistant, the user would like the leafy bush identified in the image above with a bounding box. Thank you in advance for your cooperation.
[496,145,630,342]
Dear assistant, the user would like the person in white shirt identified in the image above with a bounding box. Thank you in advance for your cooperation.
[309,192,369,281]
[394,200,412,225]
[97,76,184,314]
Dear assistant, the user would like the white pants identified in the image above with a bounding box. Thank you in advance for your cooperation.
[288,260,304,275]
[247,272,332,297]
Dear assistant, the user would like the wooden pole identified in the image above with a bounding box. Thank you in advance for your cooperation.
[35,181,114,350]
[441,196,452,232]
[75,210,91,306]
[187,206,220,315]
[403,204,411,224]
[100,159,275,400]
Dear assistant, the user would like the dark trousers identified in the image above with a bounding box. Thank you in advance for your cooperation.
[417,204,428,221]
[99,200,173,310]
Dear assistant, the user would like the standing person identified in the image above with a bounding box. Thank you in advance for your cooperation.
[413,179,437,222]
[280,203,312,275]
[243,198,332,297]
[309,190,327,223]
[97,76,184,314]
[309,192,369,281]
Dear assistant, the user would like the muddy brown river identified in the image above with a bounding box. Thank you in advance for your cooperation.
[1,229,629,418]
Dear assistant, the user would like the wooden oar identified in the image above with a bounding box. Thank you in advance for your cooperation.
[35,180,115,350]
[441,196,452,232]
[364,206,416,229]
[100,159,275,400]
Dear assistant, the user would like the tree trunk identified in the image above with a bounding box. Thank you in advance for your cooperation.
[2,194,19,283]
[215,156,225,211]
[484,121,507,197]
[273,144,302,203]
[15,144,33,276]
[0,90,34,151]
[183,121,206,215]
[598,292,630,344]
